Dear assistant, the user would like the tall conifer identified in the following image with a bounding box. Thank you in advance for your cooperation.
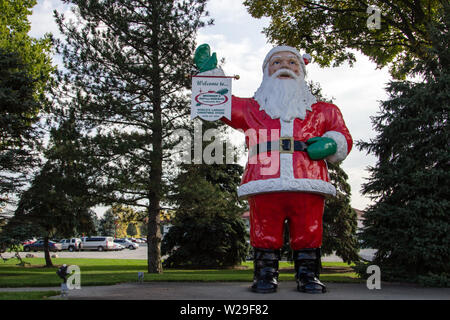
[53,0,210,272]
[357,7,450,285]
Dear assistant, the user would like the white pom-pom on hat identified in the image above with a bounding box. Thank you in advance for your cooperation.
[303,53,312,65]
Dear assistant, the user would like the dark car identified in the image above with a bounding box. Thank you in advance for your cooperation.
[23,240,62,252]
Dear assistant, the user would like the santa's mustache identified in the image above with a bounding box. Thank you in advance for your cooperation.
[271,68,299,79]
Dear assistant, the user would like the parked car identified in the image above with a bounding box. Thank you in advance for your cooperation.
[114,238,139,250]
[21,239,36,246]
[130,237,145,244]
[23,240,62,252]
[80,236,115,251]
[112,243,125,251]
[59,238,82,252]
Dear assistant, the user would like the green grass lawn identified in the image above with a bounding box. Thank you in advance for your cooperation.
[0,258,362,288]
[0,291,60,300]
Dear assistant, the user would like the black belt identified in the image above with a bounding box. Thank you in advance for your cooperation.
[249,137,308,157]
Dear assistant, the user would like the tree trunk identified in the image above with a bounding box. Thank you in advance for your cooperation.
[43,236,53,267]
[147,74,163,273]
[147,111,162,273]
[147,1,163,274]
[147,204,162,273]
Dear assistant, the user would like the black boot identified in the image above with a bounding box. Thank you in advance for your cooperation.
[251,248,280,293]
[294,248,327,294]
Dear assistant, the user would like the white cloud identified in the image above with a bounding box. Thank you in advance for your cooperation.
[206,0,248,23]
[29,0,74,39]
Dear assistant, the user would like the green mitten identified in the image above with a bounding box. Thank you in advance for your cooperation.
[194,43,218,73]
[306,137,337,160]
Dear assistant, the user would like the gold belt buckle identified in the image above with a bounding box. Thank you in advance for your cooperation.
[279,137,294,154]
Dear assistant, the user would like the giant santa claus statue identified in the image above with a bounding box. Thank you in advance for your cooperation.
[194,45,352,294]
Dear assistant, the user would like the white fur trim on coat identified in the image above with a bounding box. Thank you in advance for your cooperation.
[322,131,348,163]
[237,178,336,199]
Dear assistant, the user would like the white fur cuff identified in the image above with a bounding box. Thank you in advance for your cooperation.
[322,131,348,163]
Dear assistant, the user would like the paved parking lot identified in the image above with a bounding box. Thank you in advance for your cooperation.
[2,246,376,262]
[3,244,148,260]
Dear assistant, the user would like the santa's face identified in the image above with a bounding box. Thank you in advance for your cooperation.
[254,50,316,122]
[267,51,302,79]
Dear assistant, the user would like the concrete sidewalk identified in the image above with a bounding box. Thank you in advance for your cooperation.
[10,281,441,300]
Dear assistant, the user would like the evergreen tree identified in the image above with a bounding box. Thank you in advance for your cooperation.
[162,121,248,268]
[357,7,450,286]
[5,116,97,267]
[53,0,211,273]
[321,162,360,264]
[99,209,117,237]
[8,163,94,267]
[126,223,137,237]
[89,210,101,235]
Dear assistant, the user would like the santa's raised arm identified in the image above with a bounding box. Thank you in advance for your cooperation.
[193,44,352,294]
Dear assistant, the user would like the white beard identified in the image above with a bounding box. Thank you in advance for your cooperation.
[254,69,317,122]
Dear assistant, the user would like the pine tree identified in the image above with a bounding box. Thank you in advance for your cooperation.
[357,6,450,286]
[5,116,96,267]
[99,209,117,237]
[126,223,137,238]
[53,0,211,273]
[321,162,360,264]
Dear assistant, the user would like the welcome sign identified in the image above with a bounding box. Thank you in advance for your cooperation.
[191,76,232,121]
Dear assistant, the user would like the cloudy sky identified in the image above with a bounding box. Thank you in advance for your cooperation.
[29,0,392,212]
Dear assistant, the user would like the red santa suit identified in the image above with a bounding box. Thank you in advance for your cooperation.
[222,96,353,250]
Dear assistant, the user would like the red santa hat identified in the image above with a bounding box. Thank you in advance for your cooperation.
[262,45,311,76]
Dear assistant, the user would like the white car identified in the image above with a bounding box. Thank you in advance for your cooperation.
[112,243,125,251]
[59,238,82,252]
[80,236,115,251]
[114,238,139,250]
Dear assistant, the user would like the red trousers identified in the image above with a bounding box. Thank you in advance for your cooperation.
[248,192,325,250]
